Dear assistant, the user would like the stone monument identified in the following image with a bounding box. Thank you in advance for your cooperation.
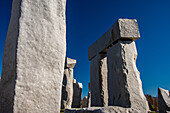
[0,0,66,113]
[89,19,148,112]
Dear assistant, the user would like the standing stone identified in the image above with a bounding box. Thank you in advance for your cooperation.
[82,96,88,108]
[87,83,91,107]
[90,53,108,107]
[0,0,66,113]
[61,57,76,109]
[107,41,148,112]
[158,88,170,113]
[72,83,83,108]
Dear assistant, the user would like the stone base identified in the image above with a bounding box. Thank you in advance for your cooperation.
[64,106,145,113]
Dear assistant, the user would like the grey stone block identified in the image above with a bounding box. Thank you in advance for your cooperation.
[88,19,140,61]
[0,0,66,112]
[90,53,108,107]
[61,68,74,109]
[72,83,83,108]
[65,57,76,69]
[158,88,170,113]
[107,41,148,112]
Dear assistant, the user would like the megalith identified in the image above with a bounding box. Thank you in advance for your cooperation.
[158,88,170,113]
[87,83,91,108]
[88,19,148,112]
[90,53,108,107]
[0,0,66,113]
[61,57,76,109]
[72,82,83,108]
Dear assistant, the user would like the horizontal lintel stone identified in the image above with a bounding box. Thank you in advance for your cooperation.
[65,57,76,68]
[88,19,140,61]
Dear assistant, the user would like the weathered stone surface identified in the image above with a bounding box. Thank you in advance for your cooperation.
[0,0,66,113]
[72,83,83,108]
[88,19,140,60]
[90,53,108,107]
[107,41,148,112]
[65,57,76,68]
[61,68,74,109]
[158,88,170,113]
[64,106,141,113]
[82,96,88,108]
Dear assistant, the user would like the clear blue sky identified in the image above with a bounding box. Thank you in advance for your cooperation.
[0,0,170,99]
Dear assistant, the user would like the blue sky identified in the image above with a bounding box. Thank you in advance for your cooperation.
[0,0,170,99]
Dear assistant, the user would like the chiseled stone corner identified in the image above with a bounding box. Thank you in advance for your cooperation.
[113,19,140,41]
[158,88,170,113]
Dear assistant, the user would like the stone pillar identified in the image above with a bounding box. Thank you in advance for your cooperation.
[90,53,108,107]
[87,83,91,107]
[61,57,76,109]
[72,82,83,108]
[0,0,66,113]
[107,41,148,112]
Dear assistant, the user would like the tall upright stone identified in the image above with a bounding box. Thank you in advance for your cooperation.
[0,0,66,113]
[90,53,108,107]
[158,88,170,113]
[72,82,83,108]
[61,57,76,109]
[87,83,91,108]
[107,41,148,112]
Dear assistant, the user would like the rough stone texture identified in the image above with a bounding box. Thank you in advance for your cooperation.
[88,19,140,60]
[90,53,108,107]
[82,96,88,108]
[107,41,148,112]
[65,57,76,68]
[61,68,74,109]
[64,106,141,113]
[158,88,170,113]
[72,83,83,108]
[0,0,66,113]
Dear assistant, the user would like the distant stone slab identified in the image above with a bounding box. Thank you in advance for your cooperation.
[64,106,141,113]
[88,19,140,61]
[158,88,170,113]
[61,68,74,109]
[72,83,83,108]
[0,0,66,112]
[65,57,76,68]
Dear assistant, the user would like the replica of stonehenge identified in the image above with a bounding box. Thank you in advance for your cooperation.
[0,0,169,113]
